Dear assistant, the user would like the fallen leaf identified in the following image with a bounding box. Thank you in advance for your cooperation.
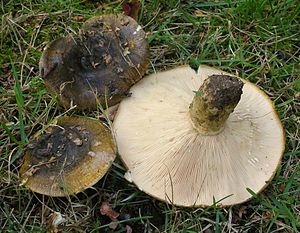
[278,183,285,193]
[100,202,120,219]
[126,225,133,233]
[265,210,273,220]
[122,1,141,21]
[109,219,119,230]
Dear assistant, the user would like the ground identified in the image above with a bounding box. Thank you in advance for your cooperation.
[0,0,299,232]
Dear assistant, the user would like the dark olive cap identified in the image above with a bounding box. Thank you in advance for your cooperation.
[20,117,116,196]
[40,14,149,110]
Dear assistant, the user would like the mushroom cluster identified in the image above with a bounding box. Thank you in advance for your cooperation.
[21,13,284,207]
[113,65,285,207]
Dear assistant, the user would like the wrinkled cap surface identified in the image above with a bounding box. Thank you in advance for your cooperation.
[40,14,149,110]
[113,65,285,207]
[20,117,116,196]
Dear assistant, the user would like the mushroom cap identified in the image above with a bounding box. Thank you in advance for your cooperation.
[39,14,149,110]
[20,117,116,196]
[113,65,285,207]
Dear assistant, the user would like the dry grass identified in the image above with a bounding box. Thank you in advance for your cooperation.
[0,0,299,232]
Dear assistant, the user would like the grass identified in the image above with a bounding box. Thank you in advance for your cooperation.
[0,0,299,232]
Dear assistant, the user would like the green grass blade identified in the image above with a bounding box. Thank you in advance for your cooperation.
[283,163,299,194]
[19,194,33,224]
[182,194,233,232]
[1,122,23,145]
[215,209,220,233]
[266,213,278,233]
[267,195,296,223]
[184,0,247,8]
[120,192,138,203]
[11,59,27,143]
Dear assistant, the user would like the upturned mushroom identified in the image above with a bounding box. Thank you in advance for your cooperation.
[19,117,116,196]
[113,65,285,207]
[40,14,149,110]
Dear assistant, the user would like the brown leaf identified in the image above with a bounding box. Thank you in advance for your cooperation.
[126,225,133,233]
[278,183,285,193]
[122,1,141,21]
[265,210,273,220]
[100,202,120,219]
[109,219,119,230]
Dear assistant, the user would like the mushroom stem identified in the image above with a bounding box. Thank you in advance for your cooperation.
[189,75,244,135]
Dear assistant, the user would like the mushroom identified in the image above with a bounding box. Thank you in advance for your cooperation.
[113,65,285,207]
[19,117,116,196]
[39,14,149,110]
